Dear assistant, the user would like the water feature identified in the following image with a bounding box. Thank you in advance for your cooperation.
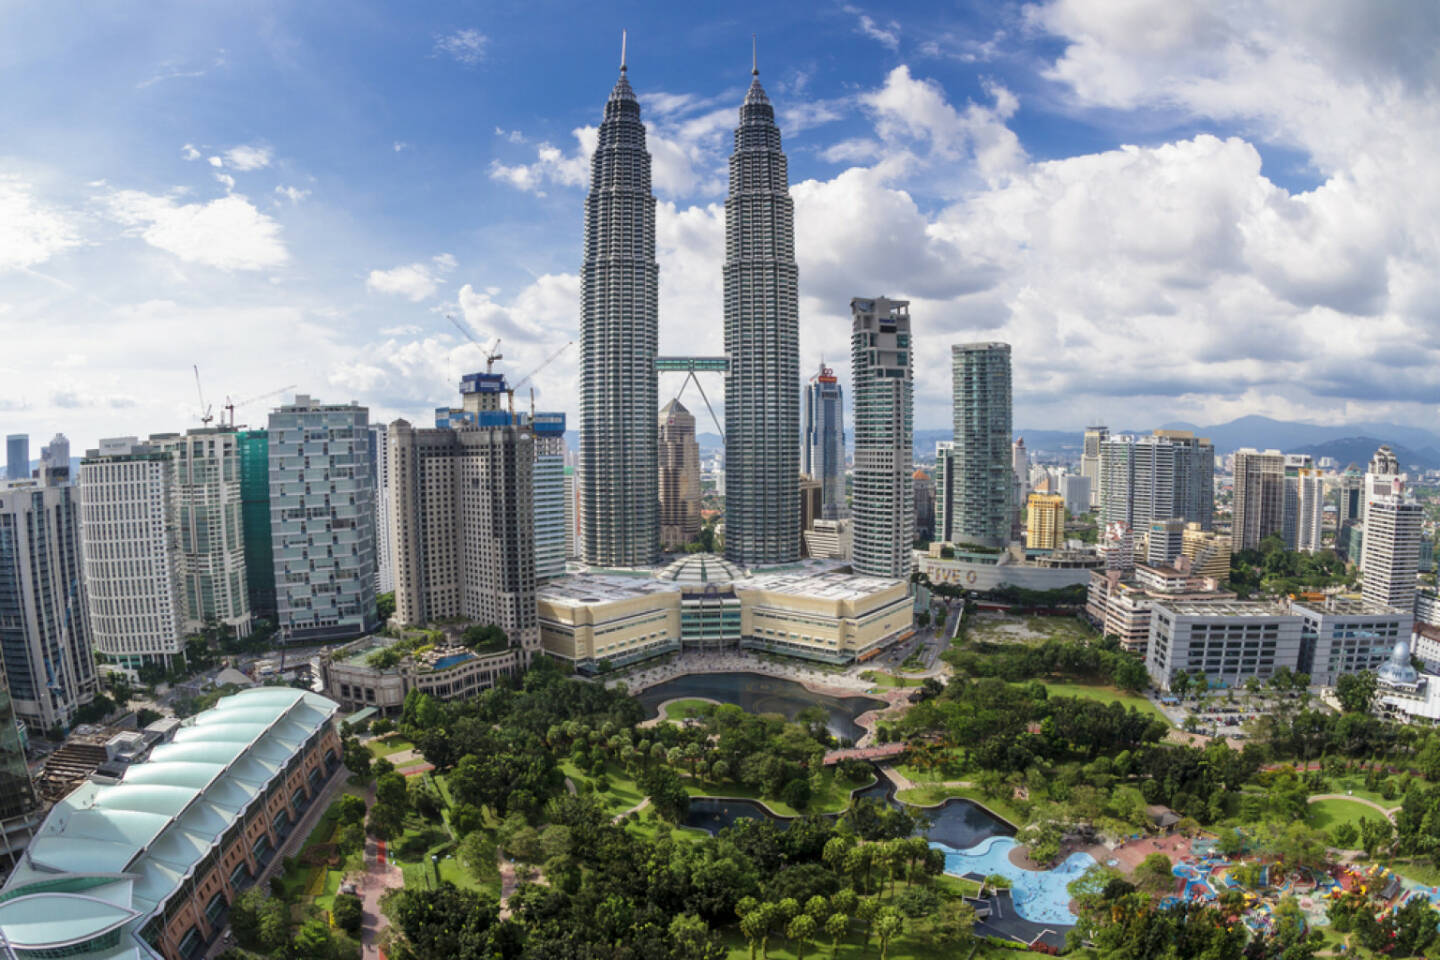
[432,652,474,670]
[930,836,1095,926]
[635,672,884,741]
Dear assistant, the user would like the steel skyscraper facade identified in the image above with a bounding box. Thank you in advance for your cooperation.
[802,363,845,520]
[939,343,1013,548]
[723,64,800,567]
[579,58,660,568]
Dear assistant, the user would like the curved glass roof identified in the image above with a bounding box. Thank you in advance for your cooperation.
[0,893,137,948]
[655,553,745,584]
[2,687,340,948]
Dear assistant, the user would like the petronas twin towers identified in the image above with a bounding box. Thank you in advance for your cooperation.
[579,47,800,569]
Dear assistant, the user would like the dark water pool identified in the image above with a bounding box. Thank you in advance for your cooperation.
[635,672,884,741]
[680,771,1014,849]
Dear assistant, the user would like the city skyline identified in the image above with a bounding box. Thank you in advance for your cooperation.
[4,2,1440,452]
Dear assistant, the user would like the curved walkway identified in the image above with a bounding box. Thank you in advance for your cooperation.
[1306,793,1400,822]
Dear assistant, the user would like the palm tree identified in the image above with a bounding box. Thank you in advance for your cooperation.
[787,914,816,960]
[875,909,903,960]
[825,912,848,958]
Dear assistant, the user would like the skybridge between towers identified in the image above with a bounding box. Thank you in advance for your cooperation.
[656,356,728,441]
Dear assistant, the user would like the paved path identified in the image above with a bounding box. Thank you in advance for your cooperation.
[823,742,907,765]
[880,764,972,794]
[360,835,403,960]
[612,797,649,823]
[1306,793,1400,822]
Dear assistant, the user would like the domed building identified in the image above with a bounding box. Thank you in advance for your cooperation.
[1378,638,1420,689]
[1375,636,1440,725]
[654,553,745,585]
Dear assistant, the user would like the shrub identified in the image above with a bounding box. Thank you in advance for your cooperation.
[332,893,363,934]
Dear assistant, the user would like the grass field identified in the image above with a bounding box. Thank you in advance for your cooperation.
[1319,773,1402,807]
[861,670,917,689]
[662,698,720,720]
[367,734,417,758]
[1308,797,1388,832]
[559,760,649,819]
[681,769,875,817]
[966,614,1098,646]
[1037,681,1172,725]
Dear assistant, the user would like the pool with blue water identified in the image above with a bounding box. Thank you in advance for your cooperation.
[432,652,475,670]
[931,836,1095,926]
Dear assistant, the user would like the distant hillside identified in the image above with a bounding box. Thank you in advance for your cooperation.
[1290,437,1440,471]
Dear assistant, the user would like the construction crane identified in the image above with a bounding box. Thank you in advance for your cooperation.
[446,313,502,373]
[193,365,213,427]
[223,384,297,428]
[507,341,575,416]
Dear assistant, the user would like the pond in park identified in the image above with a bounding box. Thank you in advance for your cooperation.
[634,671,884,741]
[681,773,1014,854]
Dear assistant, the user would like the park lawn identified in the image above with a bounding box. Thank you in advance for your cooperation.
[1037,681,1172,726]
[559,760,648,818]
[1308,798,1387,832]
[1321,774,1402,807]
[681,769,875,818]
[1385,859,1440,887]
[861,671,917,690]
[367,734,417,758]
[896,785,1025,828]
[663,698,720,721]
[894,758,967,784]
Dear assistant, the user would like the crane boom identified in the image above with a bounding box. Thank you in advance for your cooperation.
[223,384,298,427]
[193,365,213,426]
[446,313,502,373]
[510,341,575,393]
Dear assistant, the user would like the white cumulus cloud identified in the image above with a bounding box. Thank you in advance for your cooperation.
[0,175,82,270]
[103,189,288,270]
[365,253,456,301]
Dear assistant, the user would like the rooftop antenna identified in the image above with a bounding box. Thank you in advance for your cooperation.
[752,33,758,76]
[620,29,627,72]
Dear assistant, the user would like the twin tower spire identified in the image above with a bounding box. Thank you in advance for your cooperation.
[577,36,800,570]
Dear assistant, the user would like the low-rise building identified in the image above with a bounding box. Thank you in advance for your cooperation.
[803,518,853,561]
[0,687,341,960]
[1180,523,1232,580]
[537,555,912,670]
[319,634,527,715]
[916,542,1103,593]
[1146,600,1303,691]
[1291,596,1412,686]
[1087,562,1234,657]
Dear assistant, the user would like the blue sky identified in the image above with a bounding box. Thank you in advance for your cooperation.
[3,0,1438,452]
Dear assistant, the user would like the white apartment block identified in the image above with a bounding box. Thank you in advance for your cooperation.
[1363,492,1421,610]
[369,422,395,595]
[1146,600,1303,691]
[79,439,187,668]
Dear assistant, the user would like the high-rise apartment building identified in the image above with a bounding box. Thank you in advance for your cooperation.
[269,396,377,642]
[1081,425,1107,508]
[0,479,96,731]
[79,438,186,670]
[5,435,27,481]
[1363,489,1421,610]
[658,400,701,551]
[38,434,68,485]
[0,662,39,867]
[150,429,252,639]
[724,64,800,567]
[802,363,846,520]
[914,469,936,541]
[1231,448,1286,551]
[389,417,539,660]
[849,296,913,578]
[237,429,276,620]
[1336,467,1363,525]
[1012,438,1029,539]
[369,422,396,595]
[1060,473,1091,517]
[1099,431,1214,532]
[1026,493,1065,550]
[1146,518,1186,567]
[1290,462,1325,553]
[564,469,578,559]
[579,58,660,568]
[1363,444,1401,525]
[939,342,1012,548]
[530,412,567,582]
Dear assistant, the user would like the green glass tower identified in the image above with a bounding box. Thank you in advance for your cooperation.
[238,429,276,621]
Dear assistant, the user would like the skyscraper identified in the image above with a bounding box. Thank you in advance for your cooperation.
[79,438,186,670]
[151,429,252,639]
[579,54,660,568]
[1081,425,1108,508]
[1363,444,1400,525]
[1099,431,1214,531]
[369,422,396,595]
[0,479,96,731]
[269,396,378,642]
[850,296,913,578]
[724,59,800,568]
[38,434,68,485]
[1231,448,1286,551]
[530,411,567,582]
[1288,460,1325,553]
[1363,489,1421,610]
[658,400,701,551]
[389,416,539,662]
[939,342,1012,548]
[1011,438,1028,540]
[0,659,39,867]
[803,363,845,520]
[237,429,276,620]
[1026,493,1065,550]
[5,435,27,481]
